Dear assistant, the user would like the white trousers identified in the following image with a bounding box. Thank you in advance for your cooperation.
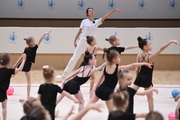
[64,39,88,73]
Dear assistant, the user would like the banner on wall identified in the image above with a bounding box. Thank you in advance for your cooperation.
[0,27,180,54]
[0,0,180,19]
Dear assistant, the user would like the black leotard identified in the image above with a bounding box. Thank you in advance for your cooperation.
[95,64,118,100]
[134,54,154,87]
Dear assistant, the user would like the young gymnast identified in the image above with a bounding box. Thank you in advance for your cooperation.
[13,31,51,99]
[131,36,180,112]
[56,51,108,112]
[108,89,147,120]
[0,53,26,120]
[57,7,122,79]
[105,35,138,54]
[38,65,79,120]
[145,111,164,120]
[88,50,152,113]
[80,35,104,97]
[118,70,158,113]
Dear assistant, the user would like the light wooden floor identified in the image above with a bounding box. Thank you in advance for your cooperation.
[11,70,180,85]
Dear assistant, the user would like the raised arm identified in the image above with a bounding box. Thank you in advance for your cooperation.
[13,54,23,68]
[101,8,122,23]
[125,45,139,50]
[149,40,179,62]
[136,87,158,95]
[37,31,51,46]
[74,28,82,47]
[14,54,26,74]
[119,62,152,70]
[90,62,108,74]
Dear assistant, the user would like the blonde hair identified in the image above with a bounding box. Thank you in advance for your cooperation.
[105,35,117,45]
[42,65,54,81]
[24,37,34,46]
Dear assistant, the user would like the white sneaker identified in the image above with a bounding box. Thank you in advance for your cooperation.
[56,75,62,79]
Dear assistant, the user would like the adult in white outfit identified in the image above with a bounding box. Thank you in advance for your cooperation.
[57,7,122,79]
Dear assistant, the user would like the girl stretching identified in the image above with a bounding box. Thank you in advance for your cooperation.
[88,50,152,113]
[13,31,51,99]
[79,35,104,97]
[105,35,138,54]
[132,36,179,111]
[0,53,26,120]
[56,51,108,112]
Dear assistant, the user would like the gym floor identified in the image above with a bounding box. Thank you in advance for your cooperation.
[2,70,180,120]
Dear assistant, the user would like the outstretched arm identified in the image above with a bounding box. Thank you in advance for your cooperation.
[136,87,158,95]
[90,62,108,74]
[125,45,139,50]
[101,8,122,23]
[14,54,26,75]
[74,28,82,48]
[119,62,152,70]
[13,54,23,68]
[150,40,180,62]
[62,68,81,83]
[37,31,51,46]
[71,103,104,120]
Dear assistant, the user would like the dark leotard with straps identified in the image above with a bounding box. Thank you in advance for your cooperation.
[63,66,93,94]
[134,54,154,87]
[95,64,119,100]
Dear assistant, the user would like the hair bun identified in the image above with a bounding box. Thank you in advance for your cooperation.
[86,36,90,39]
[103,48,108,53]
[119,84,127,91]
[24,38,28,41]
[105,38,109,41]
[137,36,143,42]
[85,51,91,56]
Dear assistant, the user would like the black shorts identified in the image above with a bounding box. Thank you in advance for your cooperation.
[18,60,32,72]
[95,84,114,101]
[63,81,80,94]
[0,90,7,102]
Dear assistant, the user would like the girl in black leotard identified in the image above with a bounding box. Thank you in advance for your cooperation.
[79,36,104,97]
[87,50,152,113]
[105,35,138,54]
[132,36,179,112]
[56,51,108,112]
